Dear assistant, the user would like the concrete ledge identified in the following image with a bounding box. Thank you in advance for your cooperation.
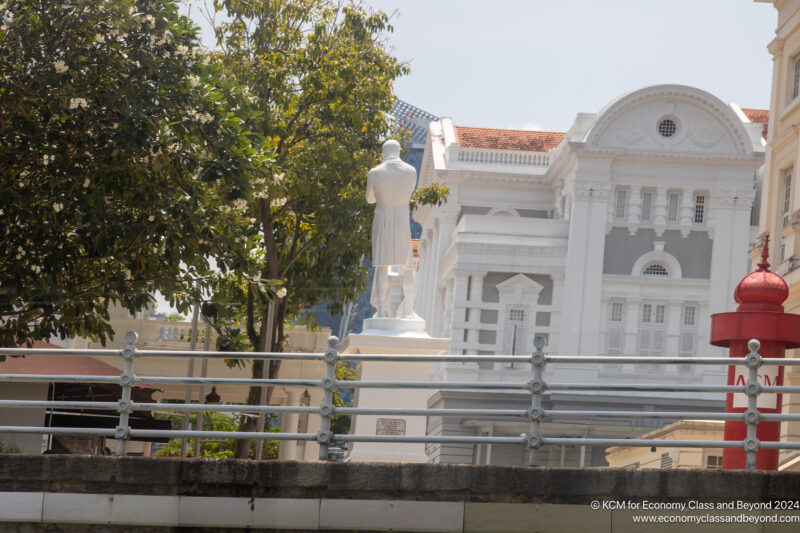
[3,493,800,531]
[1,455,800,504]
[2,457,800,532]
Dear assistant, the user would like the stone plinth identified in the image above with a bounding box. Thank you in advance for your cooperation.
[341,326,449,463]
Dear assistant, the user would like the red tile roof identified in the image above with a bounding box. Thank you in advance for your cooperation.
[741,108,769,140]
[454,126,564,152]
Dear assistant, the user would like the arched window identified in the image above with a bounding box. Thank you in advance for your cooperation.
[487,207,519,218]
[632,248,682,279]
[642,263,669,277]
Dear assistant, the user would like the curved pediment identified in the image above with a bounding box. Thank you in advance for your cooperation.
[585,85,753,156]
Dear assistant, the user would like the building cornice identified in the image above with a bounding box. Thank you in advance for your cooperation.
[570,144,764,164]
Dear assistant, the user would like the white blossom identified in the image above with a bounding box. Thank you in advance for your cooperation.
[69,98,88,110]
[96,34,105,43]
[177,45,189,56]
[53,203,63,213]
[83,178,90,188]
[54,60,67,73]
[276,287,287,298]
[187,74,200,88]
[270,197,286,208]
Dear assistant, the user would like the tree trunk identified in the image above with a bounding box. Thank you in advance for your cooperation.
[235,297,282,458]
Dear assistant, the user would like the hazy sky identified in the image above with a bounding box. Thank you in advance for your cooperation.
[187,1,777,133]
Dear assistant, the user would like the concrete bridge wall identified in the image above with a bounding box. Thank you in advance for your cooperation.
[1,455,800,531]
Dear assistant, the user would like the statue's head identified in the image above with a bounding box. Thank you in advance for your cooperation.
[382,139,401,160]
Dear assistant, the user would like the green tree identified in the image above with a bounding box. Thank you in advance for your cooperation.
[194,0,414,456]
[0,0,262,347]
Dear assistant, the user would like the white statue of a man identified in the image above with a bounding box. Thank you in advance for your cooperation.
[366,140,417,318]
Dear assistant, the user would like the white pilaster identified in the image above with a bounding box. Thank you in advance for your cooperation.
[465,273,486,354]
[560,181,610,356]
[429,205,460,337]
[623,299,640,356]
[627,186,641,226]
[708,192,752,316]
[653,187,668,226]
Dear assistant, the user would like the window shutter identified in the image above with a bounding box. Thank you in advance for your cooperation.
[638,329,651,356]
[614,189,627,220]
[607,327,622,356]
[661,454,673,469]
[667,193,680,223]
[694,194,705,224]
[680,330,695,357]
[651,329,664,357]
[641,191,653,221]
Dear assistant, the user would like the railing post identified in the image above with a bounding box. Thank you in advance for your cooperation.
[317,336,339,461]
[743,339,762,471]
[526,336,546,467]
[115,331,138,456]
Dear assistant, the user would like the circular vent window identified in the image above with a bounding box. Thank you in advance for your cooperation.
[658,118,677,138]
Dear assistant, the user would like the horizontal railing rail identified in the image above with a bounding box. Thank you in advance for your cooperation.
[0,332,798,469]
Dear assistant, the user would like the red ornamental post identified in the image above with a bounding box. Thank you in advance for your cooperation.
[710,234,800,470]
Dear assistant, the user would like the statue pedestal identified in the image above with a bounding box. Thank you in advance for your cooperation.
[341,324,449,463]
[361,316,427,336]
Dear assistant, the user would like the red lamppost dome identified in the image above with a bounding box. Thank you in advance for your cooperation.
[733,234,788,312]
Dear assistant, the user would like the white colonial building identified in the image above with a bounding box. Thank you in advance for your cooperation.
[413,84,769,465]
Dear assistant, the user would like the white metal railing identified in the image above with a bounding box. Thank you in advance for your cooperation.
[457,147,550,167]
[2,333,800,470]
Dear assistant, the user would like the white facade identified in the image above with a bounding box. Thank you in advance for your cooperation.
[415,84,765,362]
[413,85,768,465]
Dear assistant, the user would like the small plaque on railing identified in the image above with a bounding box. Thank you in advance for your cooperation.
[376,418,406,436]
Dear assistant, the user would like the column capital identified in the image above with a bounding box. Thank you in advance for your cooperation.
[439,203,461,225]
[573,181,611,201]
[283,388,301,403]
[768,37,785,57]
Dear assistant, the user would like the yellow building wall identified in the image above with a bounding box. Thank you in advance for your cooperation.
[606,420,724,470]
[757,0,800,464]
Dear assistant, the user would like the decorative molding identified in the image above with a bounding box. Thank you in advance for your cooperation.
[712,189,755,208]
[573,181,612,200]
[438,204,461,225]
[768,37,785,57]
[574,146,760,162]
[613,117,648,145]
[687,119,724,149]
[631,247,683,279]
[586,86,753,156]
[496,274,544,305]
